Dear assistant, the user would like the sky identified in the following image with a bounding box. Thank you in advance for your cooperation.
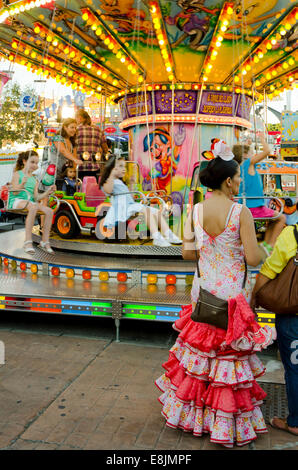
[1,61,73,99]
[1,60,297,123]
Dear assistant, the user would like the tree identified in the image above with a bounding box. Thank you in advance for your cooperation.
[0,82,43,147]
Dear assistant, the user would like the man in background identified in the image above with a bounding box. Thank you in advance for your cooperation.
[75,109,109,179]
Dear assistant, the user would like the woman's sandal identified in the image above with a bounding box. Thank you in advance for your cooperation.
[24,241,35,254]
[39,241,54,254]
[269,417,298,436]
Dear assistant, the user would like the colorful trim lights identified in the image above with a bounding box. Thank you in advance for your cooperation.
[110,82,256,104]
[232,6,298,88]
[0,253,196,288]
[31,23,122,90]
[264,70,298,100]
[8,42,104,97]
[81,8,146,84]
[149,1,176,82]
[254,50,297,90]
[200,2,234,83]
[119,113,252,130]
[0,0,55,23]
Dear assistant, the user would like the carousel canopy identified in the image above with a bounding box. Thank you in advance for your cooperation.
[0,0,296,103]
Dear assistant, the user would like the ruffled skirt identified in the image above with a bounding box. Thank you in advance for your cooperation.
[155,304,274,448]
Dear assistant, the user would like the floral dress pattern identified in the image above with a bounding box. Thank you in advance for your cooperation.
[191,202,251,304]
[155,202,276,448]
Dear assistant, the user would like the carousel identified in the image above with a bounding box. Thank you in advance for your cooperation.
[0,0,297,338]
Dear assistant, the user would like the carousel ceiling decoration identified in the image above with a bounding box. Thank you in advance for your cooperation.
[0,0,296,103]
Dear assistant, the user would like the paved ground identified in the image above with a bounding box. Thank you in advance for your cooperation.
[0,320,297,453]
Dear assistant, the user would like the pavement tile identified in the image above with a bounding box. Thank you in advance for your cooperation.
[135,428,160,449]
[268,427,298,450]
[0,422,24,448]
[0,332,108,448]
[34,442,60,450]
[8,439,39,450]
[177,432,204,450]
[83,431,115,450]
[110,432,138,450]
[0,331,296,451]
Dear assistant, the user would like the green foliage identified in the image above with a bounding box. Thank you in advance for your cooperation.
[0,82,43,147]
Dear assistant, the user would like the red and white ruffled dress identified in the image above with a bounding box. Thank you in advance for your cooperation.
[155,203,276,448]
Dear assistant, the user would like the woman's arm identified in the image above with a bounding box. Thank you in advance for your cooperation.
[102,170,117,195]
[250,272,271,309]
[54,141,81,166]
[240,206,264,266]
[253,272,271,293]
[182,210,197,261]
[34,182,56,202]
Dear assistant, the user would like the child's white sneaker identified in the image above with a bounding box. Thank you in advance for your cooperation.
[165,229,182,244]
[39,241,54,254]
[152,232,171,247]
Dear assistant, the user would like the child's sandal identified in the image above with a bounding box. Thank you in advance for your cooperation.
[24,241,35,254]
[39,241,54,254]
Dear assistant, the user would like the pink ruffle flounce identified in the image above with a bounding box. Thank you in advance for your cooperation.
[155,303,275,447]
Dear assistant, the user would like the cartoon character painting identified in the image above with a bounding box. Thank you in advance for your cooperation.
[164,0,220,50]
[98,0,152,37]
[142,125,186,192]
[227,0,279,41]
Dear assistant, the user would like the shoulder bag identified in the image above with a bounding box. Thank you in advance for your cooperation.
[190,207,247,330]
[255,224,298,315]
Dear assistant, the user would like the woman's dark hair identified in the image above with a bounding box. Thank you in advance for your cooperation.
[100,154,125,188]
[15,150,38,171]
[199,157,239,190]
[61,118,77,148]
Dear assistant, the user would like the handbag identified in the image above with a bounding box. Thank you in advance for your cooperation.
[255,224,298,315]
[190,208,247,330]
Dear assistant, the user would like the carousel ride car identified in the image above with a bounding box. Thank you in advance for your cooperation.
[0,0,297,331]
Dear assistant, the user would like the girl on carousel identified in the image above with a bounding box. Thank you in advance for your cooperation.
[233,132,286,255]
[155,141,276,448]
[8,150,56,254]
[95,154,182,247]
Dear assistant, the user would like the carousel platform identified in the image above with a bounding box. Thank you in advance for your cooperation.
[0,229,275,340]
[31,226,182,257]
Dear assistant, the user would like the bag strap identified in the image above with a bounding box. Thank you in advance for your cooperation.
[293,224,298,246]
[191,205,247,289]
[191,207,200,278]
[293,225,298,264]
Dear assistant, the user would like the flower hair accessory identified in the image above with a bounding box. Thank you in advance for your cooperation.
[212,139,234,161]
[202,138,234,161]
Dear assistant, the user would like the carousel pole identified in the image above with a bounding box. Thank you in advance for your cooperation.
[103,89,107,133]
[182,82,204,205]
[264,88,268,143]
[143,83,155,191]
[170,81,175,195]
[252,83,258,152]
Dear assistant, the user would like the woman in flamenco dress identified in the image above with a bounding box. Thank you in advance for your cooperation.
[155,143,276,448]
